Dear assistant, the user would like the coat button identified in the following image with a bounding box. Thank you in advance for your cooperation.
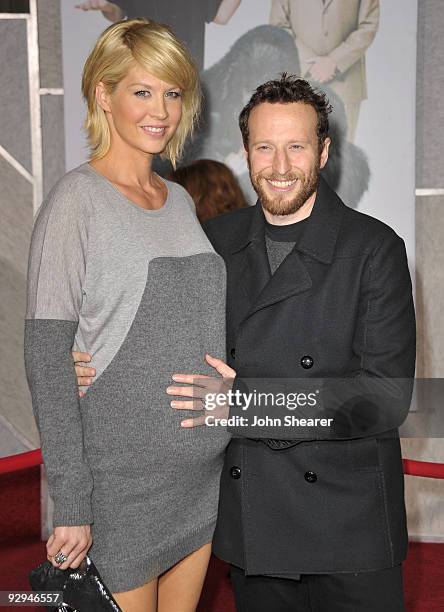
[301,355,314,369]
[304,471,317,483]
[230,466,241,479]
[230,348,236,359]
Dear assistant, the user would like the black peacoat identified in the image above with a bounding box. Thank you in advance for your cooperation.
[203,176,416,576]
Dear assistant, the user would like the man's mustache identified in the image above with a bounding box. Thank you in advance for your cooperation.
[257,172,303,182]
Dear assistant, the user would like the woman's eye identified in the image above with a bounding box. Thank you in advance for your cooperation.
[135,90,150,98]
[166,91,182,99]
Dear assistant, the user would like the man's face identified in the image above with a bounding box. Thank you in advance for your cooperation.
[246,102,330,217]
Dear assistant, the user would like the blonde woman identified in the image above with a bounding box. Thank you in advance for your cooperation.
[24,19,230,612]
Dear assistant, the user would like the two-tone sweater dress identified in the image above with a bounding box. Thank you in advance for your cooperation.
[24,162,231,593]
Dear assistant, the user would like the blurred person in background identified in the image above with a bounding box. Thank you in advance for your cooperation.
[169,159,248,223]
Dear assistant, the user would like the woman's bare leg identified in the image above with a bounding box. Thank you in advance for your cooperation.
[112,576,158,612]
[158,542,212,612]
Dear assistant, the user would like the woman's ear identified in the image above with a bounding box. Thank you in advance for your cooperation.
[95,82,111,113]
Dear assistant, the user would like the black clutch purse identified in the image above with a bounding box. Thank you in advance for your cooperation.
[29,555,122,611]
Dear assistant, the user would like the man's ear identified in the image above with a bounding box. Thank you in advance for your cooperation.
[319,137,331,169]
[95,82,111,113]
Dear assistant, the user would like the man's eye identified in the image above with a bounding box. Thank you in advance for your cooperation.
[135,90,150,97]
[291,145,303,150]
[258,146,270,151]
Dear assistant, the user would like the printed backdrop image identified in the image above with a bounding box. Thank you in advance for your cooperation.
[61,0,417,266]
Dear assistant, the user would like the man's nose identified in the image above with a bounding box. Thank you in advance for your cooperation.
[272,149,291,175]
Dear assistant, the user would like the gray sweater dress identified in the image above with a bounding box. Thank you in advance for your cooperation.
[24,162,231,593]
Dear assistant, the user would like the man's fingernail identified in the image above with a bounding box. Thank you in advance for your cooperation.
[171,401,179,408]
[181,420,191,427]
[173,375,186,382]
[166,387,174,394]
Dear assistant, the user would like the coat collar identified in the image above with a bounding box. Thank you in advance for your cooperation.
[230,176,345,264]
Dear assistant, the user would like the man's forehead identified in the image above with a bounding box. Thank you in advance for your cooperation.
[248,101,318,138]
[250,101,317,120]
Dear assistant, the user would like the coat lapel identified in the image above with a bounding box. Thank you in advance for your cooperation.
[251,249,312,314]
[230,204,271,310]
[229,177,345,320]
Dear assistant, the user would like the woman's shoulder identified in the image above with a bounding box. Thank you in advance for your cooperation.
[36,163,97,221]
[47,163,96,200]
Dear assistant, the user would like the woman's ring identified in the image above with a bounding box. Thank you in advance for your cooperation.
[54,551,68,565]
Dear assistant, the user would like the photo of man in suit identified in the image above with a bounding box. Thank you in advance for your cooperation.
[270,0,380,141]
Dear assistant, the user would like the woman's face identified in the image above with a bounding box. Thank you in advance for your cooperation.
[97,63,183,157]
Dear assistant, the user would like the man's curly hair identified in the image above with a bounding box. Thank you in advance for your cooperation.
[239,73,332,153]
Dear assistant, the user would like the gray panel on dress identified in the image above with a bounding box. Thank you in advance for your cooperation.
[0,20,32,173]
[37,0,63,89]
[416,0,444,188]
[41,94,66,197]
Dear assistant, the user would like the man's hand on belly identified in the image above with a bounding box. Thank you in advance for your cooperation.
[167,354,236,428]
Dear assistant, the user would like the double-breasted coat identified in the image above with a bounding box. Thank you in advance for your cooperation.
[203,177,416,575]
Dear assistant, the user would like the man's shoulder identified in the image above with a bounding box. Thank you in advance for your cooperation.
[339,204,403,255]
[203,206,255,251]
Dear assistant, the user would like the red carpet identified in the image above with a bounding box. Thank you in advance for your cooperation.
[1,468,443,611]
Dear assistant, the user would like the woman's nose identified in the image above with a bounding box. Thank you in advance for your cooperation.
[149,94,168,120]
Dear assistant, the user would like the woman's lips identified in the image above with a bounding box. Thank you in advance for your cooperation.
[140,126,167,137]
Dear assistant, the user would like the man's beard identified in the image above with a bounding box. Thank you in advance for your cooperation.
[249,159,320,216]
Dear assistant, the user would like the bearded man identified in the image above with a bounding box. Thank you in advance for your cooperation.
[175,74,415,611]
[74,75,415,610]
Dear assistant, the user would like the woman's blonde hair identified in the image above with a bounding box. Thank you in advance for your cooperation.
[81,18,201,167]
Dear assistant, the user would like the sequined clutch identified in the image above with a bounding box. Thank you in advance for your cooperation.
[29,555,121,612]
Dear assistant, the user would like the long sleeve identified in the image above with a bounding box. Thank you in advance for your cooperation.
[269,0,292,35]
[269,1,319,54]
[269,0,326,78]
[329,0,380,74]
[24,178,94,527]
[227,231,416,440]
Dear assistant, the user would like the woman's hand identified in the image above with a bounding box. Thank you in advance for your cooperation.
[47,525,92,570]
[72,351,95,397]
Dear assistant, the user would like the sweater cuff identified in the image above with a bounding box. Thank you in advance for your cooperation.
[52,495,93,527]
